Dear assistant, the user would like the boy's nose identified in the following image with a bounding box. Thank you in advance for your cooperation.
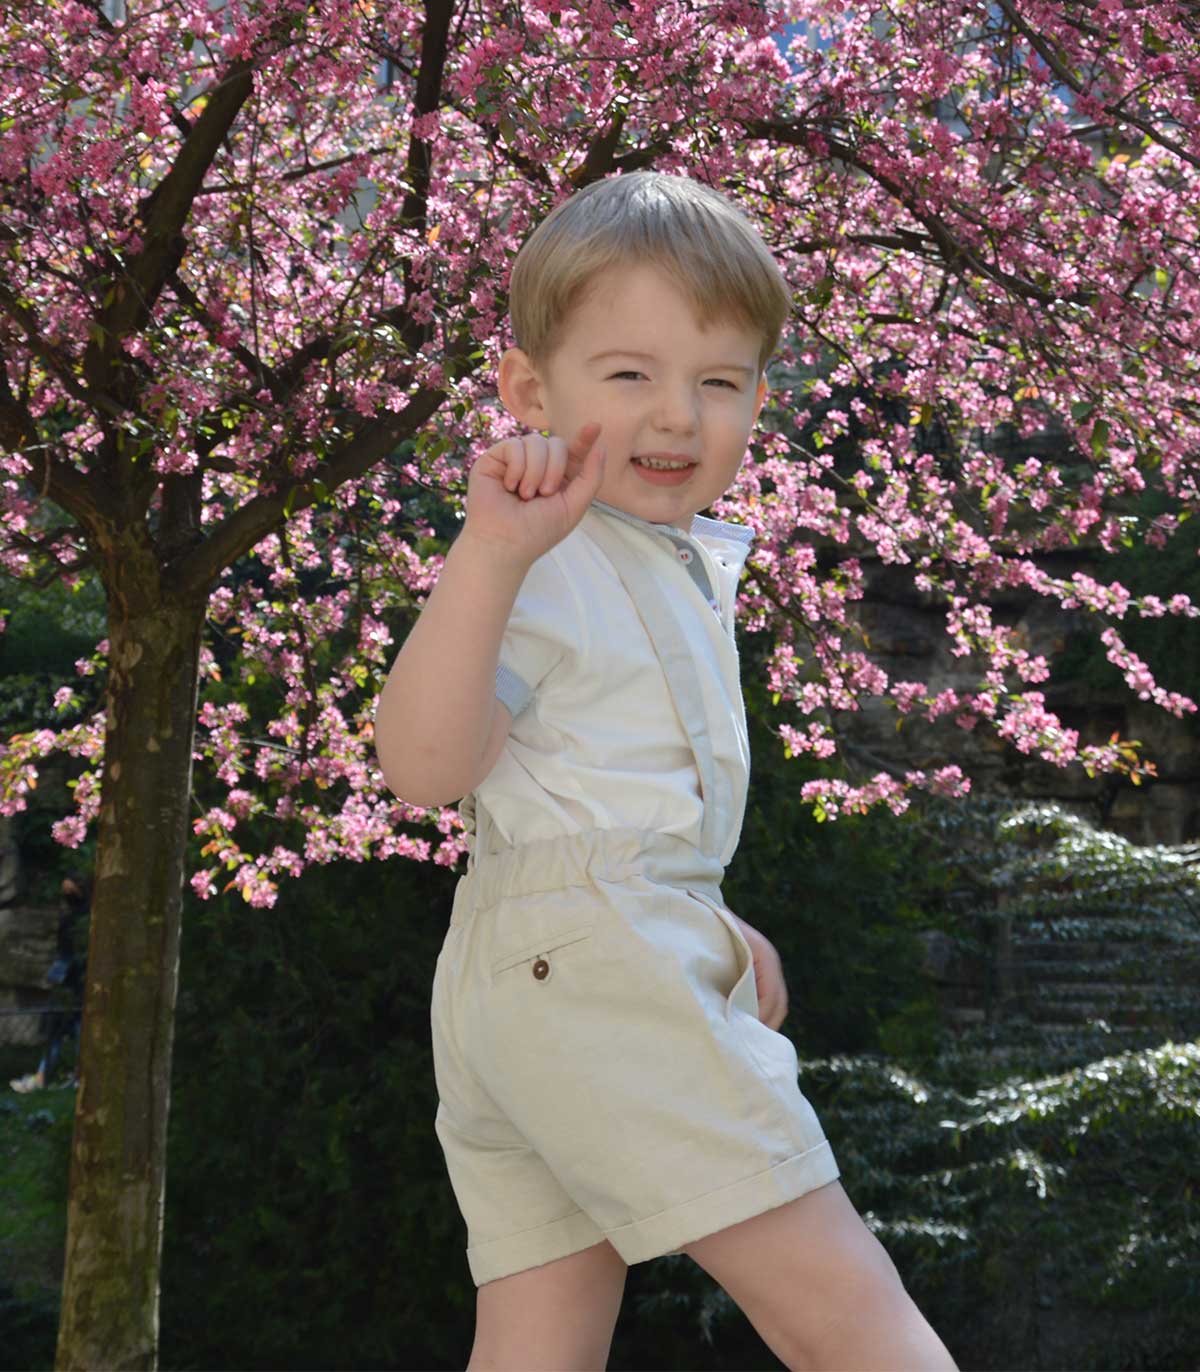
[652,389,699,433]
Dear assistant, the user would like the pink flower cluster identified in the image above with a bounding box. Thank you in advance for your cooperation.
[0,0,1198,885]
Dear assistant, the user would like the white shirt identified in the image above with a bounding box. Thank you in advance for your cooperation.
[469,499,756,869]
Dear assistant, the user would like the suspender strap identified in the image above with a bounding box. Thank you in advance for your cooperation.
[584,510,724,862]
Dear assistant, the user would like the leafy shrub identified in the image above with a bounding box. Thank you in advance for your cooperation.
[0,1277,58,1372]
[800,1038,1200,1371]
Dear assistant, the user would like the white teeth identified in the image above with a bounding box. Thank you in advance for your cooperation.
[635,457,692,470]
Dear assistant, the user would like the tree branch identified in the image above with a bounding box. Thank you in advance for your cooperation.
[194,143,407,196]
[0,342,118,525]
[169,384,448,601]
[399,0,456,238]
[166,268,277,392]
[746,119,1096,307]
[77,0,196,141]
[0,279,128,424]
[84,58,256,405]
[995,0,1200,171]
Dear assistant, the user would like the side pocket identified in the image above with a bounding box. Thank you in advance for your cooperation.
[685,888,758,1023]
[489,923,594,983]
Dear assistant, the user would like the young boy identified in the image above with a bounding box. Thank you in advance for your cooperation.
[374,172,957,1372]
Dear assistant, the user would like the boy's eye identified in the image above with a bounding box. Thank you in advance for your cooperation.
[608,371,739,390]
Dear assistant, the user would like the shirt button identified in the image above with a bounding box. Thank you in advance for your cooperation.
[678,548,694,564]
[532,957,550,981]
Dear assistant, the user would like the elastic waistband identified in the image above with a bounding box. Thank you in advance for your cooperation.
[449,826,726,927]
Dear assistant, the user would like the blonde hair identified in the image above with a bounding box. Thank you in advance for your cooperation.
[508,171,791,377]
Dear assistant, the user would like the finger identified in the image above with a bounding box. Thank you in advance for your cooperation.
[497,438,527,494]
[564,421,603,470]
[561,426,606,519]
[539,435,568,496]
[518,433,550,500]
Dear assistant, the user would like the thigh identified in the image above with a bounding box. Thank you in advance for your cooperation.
[682,1181,903,1367]
[470,1239,627,1372]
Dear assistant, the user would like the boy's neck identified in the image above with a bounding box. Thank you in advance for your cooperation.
[590,499,693,536]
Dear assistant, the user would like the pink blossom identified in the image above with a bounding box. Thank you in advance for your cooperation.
[1,0,1197,864]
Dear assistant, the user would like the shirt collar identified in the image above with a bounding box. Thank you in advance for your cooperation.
[590,499,755,547]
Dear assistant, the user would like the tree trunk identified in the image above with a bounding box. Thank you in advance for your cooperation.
[55,540,206,1370]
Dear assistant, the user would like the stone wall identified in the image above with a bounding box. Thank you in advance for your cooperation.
[0,904,59,1047]
[836,548,1200,845]
[0,816,59,1047]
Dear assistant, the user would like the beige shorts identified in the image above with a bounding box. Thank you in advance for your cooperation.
[431,824,840,1287]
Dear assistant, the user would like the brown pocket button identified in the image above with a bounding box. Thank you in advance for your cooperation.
[532,957,550,981]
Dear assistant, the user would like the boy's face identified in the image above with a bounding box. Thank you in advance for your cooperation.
[498,263,768,533]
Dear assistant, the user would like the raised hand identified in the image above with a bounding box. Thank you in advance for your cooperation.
[462,421,607,567]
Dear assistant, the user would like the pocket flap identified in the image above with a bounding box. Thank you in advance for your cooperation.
[490,923,594,977]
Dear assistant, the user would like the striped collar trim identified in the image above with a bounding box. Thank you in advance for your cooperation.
[590,499,755,547]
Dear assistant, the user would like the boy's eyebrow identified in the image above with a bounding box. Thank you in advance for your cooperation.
[588,348,756,377]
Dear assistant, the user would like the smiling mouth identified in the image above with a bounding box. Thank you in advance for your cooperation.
[632,457,697,470]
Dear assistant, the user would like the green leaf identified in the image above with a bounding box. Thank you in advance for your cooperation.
[1090,418,1110,458]
[808,276,835,309]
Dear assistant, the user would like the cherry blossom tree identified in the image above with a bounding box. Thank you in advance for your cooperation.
[1,0,1197,1363]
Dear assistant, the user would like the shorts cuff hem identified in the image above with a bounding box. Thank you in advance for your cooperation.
[604,1139,841,1266]
[467,1207,606,1287]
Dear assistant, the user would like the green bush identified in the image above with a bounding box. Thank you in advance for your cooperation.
[0,1277,58,1372]
[162,852,467,1370]
[799,1038,1200,1371]
[0,1088,73,1372]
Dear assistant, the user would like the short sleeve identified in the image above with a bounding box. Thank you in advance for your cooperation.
[495,546,573,718]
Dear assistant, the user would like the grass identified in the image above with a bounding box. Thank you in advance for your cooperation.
[0,1044,71,1370]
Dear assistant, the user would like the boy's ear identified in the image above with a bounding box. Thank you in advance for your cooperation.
[498,347,551,429]
[751,375,768,423]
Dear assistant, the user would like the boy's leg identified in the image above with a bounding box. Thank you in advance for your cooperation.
[468,1239,627,1372]
[682,1180,958,1372]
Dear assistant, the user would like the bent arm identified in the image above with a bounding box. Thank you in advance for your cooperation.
[374,530,528,807]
